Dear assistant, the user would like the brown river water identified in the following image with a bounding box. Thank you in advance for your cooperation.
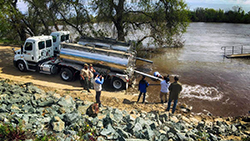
[135,22,250,117]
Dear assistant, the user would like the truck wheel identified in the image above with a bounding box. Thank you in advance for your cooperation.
[60,68,73,82]
[112,77,125,90]
[17,61,27,72]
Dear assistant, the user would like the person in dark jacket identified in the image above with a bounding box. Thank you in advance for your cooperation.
[166,76,182,114]
[137,76,149,103]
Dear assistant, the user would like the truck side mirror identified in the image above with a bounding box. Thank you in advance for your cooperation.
[21,45,23,54]
[12,48,16,54]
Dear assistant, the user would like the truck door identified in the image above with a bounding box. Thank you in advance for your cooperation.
[52,35,60,51]
[23,41,35,62]
[46,39,53,57]
[37,41,46,61]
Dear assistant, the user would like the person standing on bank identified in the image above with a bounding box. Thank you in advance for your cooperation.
[166,76,182,114]
[137,75,149,104]
[88,64,94,89]
[94,74,104,107]
[160,76,170,104]
[80,64,91,93]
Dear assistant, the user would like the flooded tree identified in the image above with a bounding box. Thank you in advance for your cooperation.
[91,0,189,47]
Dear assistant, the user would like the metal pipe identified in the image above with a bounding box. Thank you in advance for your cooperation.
[136,57,153,64]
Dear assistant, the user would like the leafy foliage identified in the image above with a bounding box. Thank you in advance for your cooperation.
[77,122,97,141]
[189,6,250,23]
[0,122,26,141]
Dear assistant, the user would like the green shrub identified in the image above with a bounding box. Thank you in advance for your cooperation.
[0,122,26,141]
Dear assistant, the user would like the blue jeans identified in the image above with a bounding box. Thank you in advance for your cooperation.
[166,99,178,113]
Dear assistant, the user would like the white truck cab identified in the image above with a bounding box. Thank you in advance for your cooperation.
[13,35,54,72]
[50,31,70,54]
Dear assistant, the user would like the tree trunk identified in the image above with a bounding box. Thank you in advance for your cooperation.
[115,0,125,41]
[116,23,125,41]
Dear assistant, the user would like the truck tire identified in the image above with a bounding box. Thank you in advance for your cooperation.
[112,77,125,90]
[60,68,73,82]
[17,61,27,72]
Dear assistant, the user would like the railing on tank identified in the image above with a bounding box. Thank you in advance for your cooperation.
[221,45,250,58]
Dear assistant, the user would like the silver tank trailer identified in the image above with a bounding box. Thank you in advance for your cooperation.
[78,36,133,52]
[60,43,136,71]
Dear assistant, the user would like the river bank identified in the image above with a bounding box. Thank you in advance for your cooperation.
[0,79,249,140]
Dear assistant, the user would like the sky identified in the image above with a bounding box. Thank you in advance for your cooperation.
[17,0,250,13]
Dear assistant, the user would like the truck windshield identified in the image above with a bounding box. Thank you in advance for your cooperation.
[38,41,45,50]
[24,42,33,51]
[46,40,52,48]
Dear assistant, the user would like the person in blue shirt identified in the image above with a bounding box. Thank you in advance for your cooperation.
[94,74,104,107]
[137,75,149,104]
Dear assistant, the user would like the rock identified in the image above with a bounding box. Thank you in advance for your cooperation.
[196,121,205,131]
[77,105,89,115]
[146,113,156,120]
[133,123,143,134]
[231,124,237,132]
[124,122,134,133]
[75,98,84,109]
[0,103,8,112]
[26,85,45,94]
[209,133,218,141]
[144,128,155,140]
[150,122,157,130]
[111,108,123,123]
[51,116,65,132]
[41,117,51,124]
[130,109,138,114]
[176,132,188,141]
[97,120,104,128]
[100,124,118,140]
[97,136,106,141]
[116,127,131,138]
[124,114,135,122]
[170,116,179,123]
[38,97,55,107]
[126,139,148,141]
[57,95,75,109]
[140,111,147,118]
[135,117,146,128]
[63,113,79,126]
[189,117,199,125]
[103,113,113,128]
[159,113,168,123]
[158,134,168,141]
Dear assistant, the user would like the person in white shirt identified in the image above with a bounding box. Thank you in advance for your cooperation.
[160,76,170,104]
[94,74,104,107]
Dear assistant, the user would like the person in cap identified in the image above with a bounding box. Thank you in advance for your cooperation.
[88,64,94,89]
[160,76,170,104]
[154,71,163,78]
[166,76,182,114]
[80,64,91,93]
[89,64,99,77]
[137,75,149,104]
